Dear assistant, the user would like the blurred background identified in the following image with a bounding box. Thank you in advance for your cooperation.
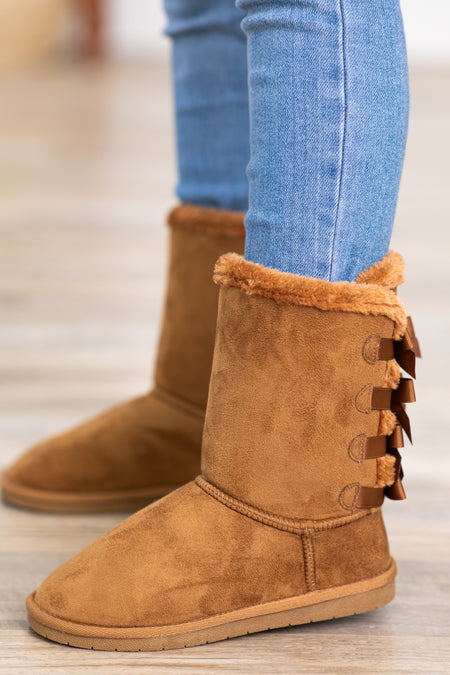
[0,2,449,671]
[2,0,450,66]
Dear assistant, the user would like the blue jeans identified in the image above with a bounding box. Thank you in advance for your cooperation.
[164,0,249,211]
[164,0,409,282]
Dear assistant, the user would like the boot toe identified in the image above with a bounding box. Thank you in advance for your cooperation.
[2,400,137,499]
[2,439,64,500]
[2,394,202,511]
[27,482,305,636]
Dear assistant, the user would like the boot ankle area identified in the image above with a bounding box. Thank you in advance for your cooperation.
[196,475,392,596]
[311,510,391,591]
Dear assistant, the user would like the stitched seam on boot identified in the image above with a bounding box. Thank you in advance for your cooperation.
[347,434,366,463]
[195,476,374,533]
[152,386,205,420]
[301,531,317,592]
[339,483,360,511]
[362,334,381,365]
[355,384,373,414]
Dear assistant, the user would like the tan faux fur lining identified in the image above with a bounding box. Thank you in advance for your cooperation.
[376,357,401,447]
[384,360,401,390]
[214,253,408,339]
[379,409,398,436]
[356,250,405,288]
[375,357,401,483]
[168,204,245,238]
[376,454,396,487]
[377,355,401,437]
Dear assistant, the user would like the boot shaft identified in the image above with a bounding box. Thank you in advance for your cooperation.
[154,205,245,409]
[202,252,412,521]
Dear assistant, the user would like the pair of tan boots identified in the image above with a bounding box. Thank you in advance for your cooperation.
[2,204,419,651]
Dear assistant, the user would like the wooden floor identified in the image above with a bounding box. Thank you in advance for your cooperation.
[0,60,449,674]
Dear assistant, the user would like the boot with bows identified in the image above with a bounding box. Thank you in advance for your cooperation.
[26,249,419,649]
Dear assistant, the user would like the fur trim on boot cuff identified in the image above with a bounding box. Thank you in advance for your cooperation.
[214,252,407,339]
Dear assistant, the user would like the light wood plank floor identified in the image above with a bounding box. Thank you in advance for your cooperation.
[0,60,449,674]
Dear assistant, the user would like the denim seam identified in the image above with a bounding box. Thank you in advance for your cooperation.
[328,0,348,282]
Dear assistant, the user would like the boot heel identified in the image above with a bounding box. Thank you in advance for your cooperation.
[294,579,396,626]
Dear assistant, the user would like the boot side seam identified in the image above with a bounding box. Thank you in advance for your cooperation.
[301,531,317,591]
[195,476,376,534]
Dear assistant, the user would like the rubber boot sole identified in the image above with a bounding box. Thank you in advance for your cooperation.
[1,473,181,513]
[26,559,396,651]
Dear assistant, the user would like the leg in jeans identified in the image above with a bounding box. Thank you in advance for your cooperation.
[26,1,420,652]
[238,0,409,281]
[164,0,249,211]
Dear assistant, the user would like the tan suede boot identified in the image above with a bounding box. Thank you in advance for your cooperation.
[1,205,245,512]
[26,250,419,650]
